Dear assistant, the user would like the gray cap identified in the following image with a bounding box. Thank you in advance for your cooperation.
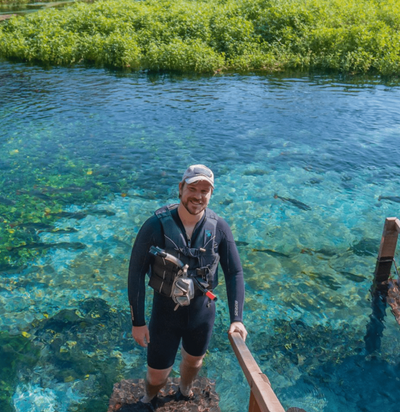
[181,164,214,187]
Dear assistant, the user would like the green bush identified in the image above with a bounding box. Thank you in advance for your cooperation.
[1,0,400,74]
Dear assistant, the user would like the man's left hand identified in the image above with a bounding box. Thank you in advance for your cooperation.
[228,321,248,342]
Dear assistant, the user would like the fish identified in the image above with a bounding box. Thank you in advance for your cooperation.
[243,169,269,176]
[300,247,337,258]
[252,249,290,258]
[50,210,115,220]
[50,211,88,220]
[274,194,311,211]
[0,196,16,206]
[0,263,26,274]
[378,195,400,204]
[8,242,86,251]
[307,178,322,185]
[90,210,116,217]
[235,241,249,247]
[15,222,79,234]
[16,222,54,230]
[339,271,366,283]
[221,198,233,206]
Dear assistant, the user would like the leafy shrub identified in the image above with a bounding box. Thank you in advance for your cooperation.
[1,0,400,74]
[144,38,224,72]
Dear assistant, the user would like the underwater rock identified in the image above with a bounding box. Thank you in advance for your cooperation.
[108,377,220,412]
[388,279,400,326]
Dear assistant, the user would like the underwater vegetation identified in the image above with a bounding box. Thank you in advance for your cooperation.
[0,134,134,269]
[0,0,400,74]
[0,331,40,412]
[6,298,133,412]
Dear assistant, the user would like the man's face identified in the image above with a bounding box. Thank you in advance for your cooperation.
[179,180,213,216]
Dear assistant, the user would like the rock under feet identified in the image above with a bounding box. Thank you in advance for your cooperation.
[108,377,220,412]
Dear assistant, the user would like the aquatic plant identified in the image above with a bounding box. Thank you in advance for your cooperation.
[0,0,399,74]
[0,332,39,412]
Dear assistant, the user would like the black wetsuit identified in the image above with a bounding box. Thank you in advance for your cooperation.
[128,207,244,369]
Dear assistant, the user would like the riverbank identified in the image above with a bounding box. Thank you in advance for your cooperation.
[0,0,399,75]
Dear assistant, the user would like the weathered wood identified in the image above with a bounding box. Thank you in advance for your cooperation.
[249,391,262,412]
[229,332,286,412]
[374,217,399,284]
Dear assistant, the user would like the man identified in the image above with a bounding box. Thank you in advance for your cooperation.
[128,164,247,410]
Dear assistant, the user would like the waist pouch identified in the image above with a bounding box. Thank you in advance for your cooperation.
[171,276,195,307]
[149,270,195,308]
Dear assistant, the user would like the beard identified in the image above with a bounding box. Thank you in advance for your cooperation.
[181,197,207,216]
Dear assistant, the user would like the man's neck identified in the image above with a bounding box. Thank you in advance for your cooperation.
[177,203,204,238]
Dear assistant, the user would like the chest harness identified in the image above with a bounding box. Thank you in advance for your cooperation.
[148,204,220,309]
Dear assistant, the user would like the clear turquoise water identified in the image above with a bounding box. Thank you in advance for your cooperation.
[1,59,400,412]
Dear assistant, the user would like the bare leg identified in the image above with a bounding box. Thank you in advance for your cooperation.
[142,366,172,402]
[179,347,205,396]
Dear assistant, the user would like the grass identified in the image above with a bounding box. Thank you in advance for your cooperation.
[0,0,399,72]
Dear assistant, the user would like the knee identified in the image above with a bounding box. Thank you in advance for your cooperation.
[147,374,166,387]
[146,368,170,387]
[182,351,204,368]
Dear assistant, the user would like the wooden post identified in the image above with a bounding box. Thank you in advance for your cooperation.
[365,218,400,353]
[373,217,400,287]
[229,332,286,412]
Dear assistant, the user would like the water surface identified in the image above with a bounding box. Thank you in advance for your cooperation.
[1,59,400,412]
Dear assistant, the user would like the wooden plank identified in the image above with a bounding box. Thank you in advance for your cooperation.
[395,218,400,233]
[374,217,399,284]
[377,217,399,259]
[229,333,286,412]
[249,390,262,412]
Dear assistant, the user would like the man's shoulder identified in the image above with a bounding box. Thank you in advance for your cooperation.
[140,213,162,231]
[155,203,179,218]
[206,210,232,236]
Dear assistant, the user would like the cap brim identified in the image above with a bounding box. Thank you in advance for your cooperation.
[185,176,214,188]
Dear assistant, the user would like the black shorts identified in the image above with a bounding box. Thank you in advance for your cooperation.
[147,292,216,370]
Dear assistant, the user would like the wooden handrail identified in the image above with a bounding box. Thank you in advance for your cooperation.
[395,218,400,234]
[374,217,400,285]
[229,332,286,412]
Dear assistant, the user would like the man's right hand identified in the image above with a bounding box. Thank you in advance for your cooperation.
[132,325,150,348]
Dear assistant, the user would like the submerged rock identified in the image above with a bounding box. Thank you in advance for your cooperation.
[108,377,220,412]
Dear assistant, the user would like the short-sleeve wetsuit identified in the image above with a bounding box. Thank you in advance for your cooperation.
[128,207,244,369]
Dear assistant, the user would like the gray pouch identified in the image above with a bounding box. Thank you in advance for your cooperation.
[172,277,195,309]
